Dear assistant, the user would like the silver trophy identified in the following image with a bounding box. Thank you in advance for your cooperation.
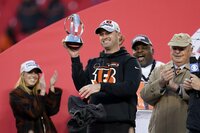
[63,14,84,50]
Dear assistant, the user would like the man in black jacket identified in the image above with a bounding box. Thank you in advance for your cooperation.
[183,58,200,133]
[65,19,141,133]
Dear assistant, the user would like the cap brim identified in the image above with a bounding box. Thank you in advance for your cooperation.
[24,67,42,73]
[168,42,190,47]
[95,27,114,34]
[132,40,151,49]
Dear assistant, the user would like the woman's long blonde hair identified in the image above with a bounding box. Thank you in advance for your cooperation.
[15,72,40,95]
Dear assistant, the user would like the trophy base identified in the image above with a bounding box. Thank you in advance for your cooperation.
[64,42,83,51]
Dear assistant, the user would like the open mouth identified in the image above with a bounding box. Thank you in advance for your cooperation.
[137,55,145,62]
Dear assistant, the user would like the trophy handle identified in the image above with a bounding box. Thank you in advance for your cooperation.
[64,17,70,34]
[78,21,84,37]
[64,14,84,37]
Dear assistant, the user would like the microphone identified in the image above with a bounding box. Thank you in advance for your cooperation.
[189,56,200,98]
[189,56,200,78]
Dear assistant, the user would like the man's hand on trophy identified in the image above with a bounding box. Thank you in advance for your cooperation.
[62,39,80,58]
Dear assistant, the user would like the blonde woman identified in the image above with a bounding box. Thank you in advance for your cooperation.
[9,60,62,133]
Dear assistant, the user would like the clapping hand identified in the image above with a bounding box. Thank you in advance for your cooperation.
[50,70,58,93]
[159,66,174,88]
[40,74,46,96]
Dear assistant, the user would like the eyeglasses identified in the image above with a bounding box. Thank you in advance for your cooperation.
[171,46,187,51]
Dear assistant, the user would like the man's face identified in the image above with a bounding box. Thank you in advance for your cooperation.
[170,45,192,66]
[98,29,120,53]
[133,42,154,67]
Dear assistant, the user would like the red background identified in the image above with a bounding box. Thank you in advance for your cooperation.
[1,0,200,132]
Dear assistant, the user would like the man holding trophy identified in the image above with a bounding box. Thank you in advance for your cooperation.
[64,14,141,133]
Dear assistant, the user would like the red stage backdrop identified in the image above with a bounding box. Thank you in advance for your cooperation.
[1,0,200,132]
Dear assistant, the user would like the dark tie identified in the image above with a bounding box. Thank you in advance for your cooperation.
[176,67,181,75]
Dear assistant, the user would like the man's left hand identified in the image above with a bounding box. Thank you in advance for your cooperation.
[79,84,101,98]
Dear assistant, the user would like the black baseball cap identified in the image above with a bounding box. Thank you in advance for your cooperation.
[132,35,152,49]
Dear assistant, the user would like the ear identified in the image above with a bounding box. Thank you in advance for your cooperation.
[118,33,125,46]
[190,46,193,54]
[150,47,154,55]
[117,32,121,38]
